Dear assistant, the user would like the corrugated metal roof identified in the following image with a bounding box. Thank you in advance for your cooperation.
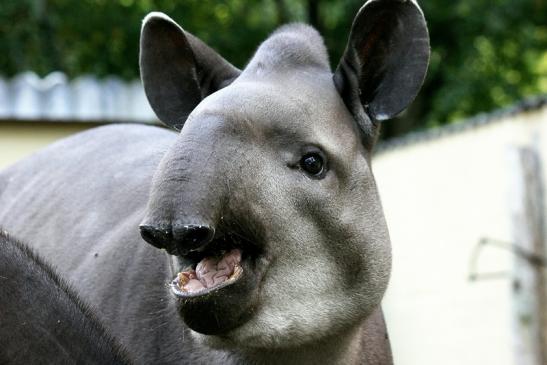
[2,72,545,147]
[376,94,547,154]
[0,72,158,124]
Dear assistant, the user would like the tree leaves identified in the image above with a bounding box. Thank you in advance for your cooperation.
[0,0,545,138]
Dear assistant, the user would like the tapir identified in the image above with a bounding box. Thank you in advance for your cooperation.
[0,230,131,364]
[0,0,429,363]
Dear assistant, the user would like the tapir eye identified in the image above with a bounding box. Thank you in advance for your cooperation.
[299,153,325,177]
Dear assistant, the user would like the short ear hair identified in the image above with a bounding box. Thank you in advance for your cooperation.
[334,0,430,129]
[139,12,241,131]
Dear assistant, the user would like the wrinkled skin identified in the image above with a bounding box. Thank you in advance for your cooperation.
[0,1,429,364]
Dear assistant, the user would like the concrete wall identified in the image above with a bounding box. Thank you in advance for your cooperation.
[0,122,95,170]
[375,105,547,365]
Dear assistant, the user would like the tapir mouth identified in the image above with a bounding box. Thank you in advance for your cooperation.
[169,229,265,335]
[169,229,262,299]
[170,248,244,297]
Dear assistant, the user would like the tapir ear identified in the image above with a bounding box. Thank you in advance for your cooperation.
[140,12,241,131]
[334,0,430,125]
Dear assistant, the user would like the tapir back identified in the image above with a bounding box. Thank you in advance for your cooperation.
[0,231,131,364]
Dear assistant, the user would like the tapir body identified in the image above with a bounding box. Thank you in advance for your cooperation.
[0,1,429,364]
[0,231,131,365]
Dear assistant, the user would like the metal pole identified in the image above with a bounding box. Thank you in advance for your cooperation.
[507,146,546,365]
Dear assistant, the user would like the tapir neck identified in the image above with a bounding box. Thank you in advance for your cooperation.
[232,324,366,365]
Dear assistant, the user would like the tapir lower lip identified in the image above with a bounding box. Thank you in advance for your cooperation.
[171,252,265,335]
[170,277,237,298]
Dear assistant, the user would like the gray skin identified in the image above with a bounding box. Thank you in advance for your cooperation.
[0,231,131,365]
[0,0,429,364]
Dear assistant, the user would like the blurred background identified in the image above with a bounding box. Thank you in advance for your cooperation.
[0,1,546,364]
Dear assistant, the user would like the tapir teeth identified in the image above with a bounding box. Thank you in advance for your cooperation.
[229,265,243,280]
[177,273,187,286]
[177,272,190,286]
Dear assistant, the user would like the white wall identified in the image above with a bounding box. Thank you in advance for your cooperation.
[374,105,547,365]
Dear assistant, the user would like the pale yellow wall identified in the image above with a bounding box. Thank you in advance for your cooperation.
[374,106,547,365]
[0,122,97,170]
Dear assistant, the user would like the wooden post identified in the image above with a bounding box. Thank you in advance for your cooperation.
[507,146,546,365]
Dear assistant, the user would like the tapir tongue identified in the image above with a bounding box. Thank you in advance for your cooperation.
[177,249,242,293]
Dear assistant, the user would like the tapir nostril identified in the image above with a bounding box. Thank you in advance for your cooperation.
[139,224,215,256]
[176,224,215,253]
[139,224,171,250]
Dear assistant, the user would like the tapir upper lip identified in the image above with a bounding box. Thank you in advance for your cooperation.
[180,230,261,264]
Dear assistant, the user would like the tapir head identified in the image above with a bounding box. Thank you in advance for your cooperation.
[139,0,429,350]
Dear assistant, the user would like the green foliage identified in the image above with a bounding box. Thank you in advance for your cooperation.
[0,0,545,138]
[419,0,547,130]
